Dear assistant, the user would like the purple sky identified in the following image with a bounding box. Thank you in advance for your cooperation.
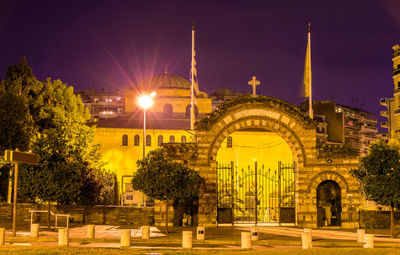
[1,0,400,121]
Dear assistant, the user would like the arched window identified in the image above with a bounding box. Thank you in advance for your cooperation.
[134,135,140,146]
[158,135,163,147]
[146,135,151,146]
[181,135,186,143]
[227,136,232,148]
[122,134,128,146]
[169,135,175,143]
[185,104,198,119]
[163,104,173,118]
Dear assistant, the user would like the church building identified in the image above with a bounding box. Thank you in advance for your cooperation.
[91,70,364,228]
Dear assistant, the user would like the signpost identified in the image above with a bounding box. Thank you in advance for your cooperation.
[4,150,39,237]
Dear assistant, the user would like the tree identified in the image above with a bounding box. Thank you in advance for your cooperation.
[351,140,400,237]
[16,78,104,229]
[0,57,40,202]
[132,149,202,233]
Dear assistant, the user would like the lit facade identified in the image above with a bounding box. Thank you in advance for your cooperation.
[77,89,124,122]
[380,44,400,140]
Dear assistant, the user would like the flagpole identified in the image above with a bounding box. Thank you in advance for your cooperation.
[307,23,313,119]
[190,23,195,136]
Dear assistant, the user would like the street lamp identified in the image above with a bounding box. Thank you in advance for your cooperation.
[138,92,156,158]
[137,92,155,207]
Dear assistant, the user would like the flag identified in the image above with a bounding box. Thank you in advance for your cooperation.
[190,23,198,133]
[303,23,313,119]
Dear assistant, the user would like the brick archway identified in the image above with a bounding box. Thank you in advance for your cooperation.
[308,171,349,195]
[193,96,317,226]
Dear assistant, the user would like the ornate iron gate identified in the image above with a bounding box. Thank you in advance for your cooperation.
[217,161,296,224]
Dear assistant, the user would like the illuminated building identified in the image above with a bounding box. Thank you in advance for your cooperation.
[77,88,124,122]
[301,100,378,156]
[92,72,364,228]
[380,44,400,140]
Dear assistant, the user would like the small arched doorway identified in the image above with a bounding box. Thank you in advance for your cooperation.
[317,180,341,227]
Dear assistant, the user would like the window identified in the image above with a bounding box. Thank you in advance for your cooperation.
[169,135,175,143]
[181,136,186,143]
[163,104,173,118]
[227,136,232,148]
[146,135,151,146]
[134,135,140,146]
[185,105,198,118]
[122,134,128,146]
[158,135,163,146]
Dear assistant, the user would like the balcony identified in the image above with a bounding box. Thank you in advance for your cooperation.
[395,108,400,115]
[393,68,400,76]
[380,110,387,117]
[380,98,388,106]
[393,50,400,59]
[381,122,388,128]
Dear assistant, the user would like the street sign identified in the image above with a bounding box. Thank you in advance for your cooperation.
[4,150,11,161]
[4,150,39,165]
[4,149,40,236]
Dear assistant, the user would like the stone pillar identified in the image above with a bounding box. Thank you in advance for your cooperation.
[357,229,365,243]
[58,228,69,246]
[142,226,150,239]
[120,230,131,248]
[363,234,374,248]
[250,227,259,241]
[197,227,205,240]
[87,225,95,239]
[302,229,312,249]
[241,232,251,249]
[0,228,5,245]
[31,223,39,238]
[182,231,192,249]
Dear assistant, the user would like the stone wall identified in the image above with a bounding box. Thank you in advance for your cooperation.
[191,97,363,227]
[0,203,154,226]
[360,210,400,229]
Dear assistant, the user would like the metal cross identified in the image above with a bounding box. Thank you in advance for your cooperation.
[248,76,260,97]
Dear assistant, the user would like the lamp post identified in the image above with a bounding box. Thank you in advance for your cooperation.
[138,92,156,158]
[137,92,155,206]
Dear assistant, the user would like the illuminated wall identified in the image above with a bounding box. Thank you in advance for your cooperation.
[216,130,293,170]
[94,127,192,202]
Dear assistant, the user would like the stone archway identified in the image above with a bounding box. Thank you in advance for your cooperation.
[316,180,342,227]
[192,96,317,226]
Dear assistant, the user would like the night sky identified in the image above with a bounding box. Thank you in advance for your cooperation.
[1,0,400,121]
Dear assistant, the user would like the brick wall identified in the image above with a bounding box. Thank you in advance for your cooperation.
[360,210,400,229]
[0,203,154,226]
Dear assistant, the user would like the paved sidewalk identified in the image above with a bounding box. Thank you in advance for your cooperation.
[242,226,400,243]
[3,225,400,250]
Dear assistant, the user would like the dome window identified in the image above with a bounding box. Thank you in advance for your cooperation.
[185,105,198,119]
[163,104,173,118]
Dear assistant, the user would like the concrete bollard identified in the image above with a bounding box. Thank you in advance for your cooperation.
[31,223,40,238]
[182,231,192,248]
[142,226,150,239]
[120,230,131,248]
[364,234,374,248]
[197,227,205,240]
[302,229,312,249]
[0,228,5,245]
[250,227,259,241]
[58,228,69,246]
[87,225,95,239]
[357,229,365,243]
[241,232,252,249]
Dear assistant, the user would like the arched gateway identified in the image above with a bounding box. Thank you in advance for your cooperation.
[186,96,362,228]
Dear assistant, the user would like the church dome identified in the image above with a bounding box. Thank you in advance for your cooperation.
[141,72,191,90]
